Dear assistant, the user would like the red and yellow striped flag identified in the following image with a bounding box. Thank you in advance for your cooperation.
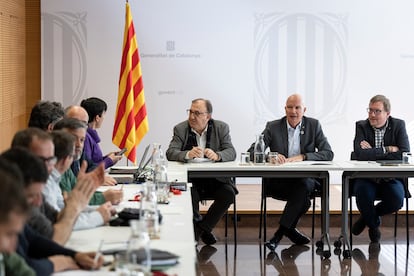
[112,2,149,163]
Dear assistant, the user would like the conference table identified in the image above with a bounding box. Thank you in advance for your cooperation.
[55,159,414,274]
[334,160,414,258]
[54,164,196,275]
[178,160,343,259]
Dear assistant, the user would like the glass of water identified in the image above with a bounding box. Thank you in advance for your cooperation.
[268,152,279,165]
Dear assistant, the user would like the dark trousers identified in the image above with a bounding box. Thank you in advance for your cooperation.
[191,178,235,233]
[353,178,404,228]
[264,177,316,229]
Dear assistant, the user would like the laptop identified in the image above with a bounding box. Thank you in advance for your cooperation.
[110,144,151,175]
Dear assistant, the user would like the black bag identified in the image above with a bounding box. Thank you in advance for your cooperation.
[110,208,163,226]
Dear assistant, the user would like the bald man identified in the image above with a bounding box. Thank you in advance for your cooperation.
[65,105,89,124]
[248,94,333,251]
[65,105,117,186]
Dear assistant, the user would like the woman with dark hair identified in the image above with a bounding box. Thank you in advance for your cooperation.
[81,97,122,169]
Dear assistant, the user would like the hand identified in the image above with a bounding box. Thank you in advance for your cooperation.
[188,146,204,159]
[78,162,105,188]
[74,252,104,270]
[49,255,79,272]
[103,175,117,186]
[64,177,96,213]
[107,152,122,165]
[204,148,220,161]
[360,140,372,149]
[97,202,114,222]
[286,154,304,162]
[103,189,123,205]
[276,154,288,164]
[386,145,399,153]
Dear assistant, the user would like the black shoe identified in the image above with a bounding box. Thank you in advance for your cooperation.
[352,216,366,236]
[265,231,284,251]
[281,245,310,260]
[200,231,218,245]
[285,228,310,245]
[368,227,381,243]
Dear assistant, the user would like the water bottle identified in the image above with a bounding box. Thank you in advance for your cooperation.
[154,163,169,204]
[254,134,265,165]
[151,143,168,180]
[140,183,160,239]
[126,220,151,275]
[151,143,162,167]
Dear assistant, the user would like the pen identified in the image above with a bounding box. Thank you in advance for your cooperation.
[93,239,104,269]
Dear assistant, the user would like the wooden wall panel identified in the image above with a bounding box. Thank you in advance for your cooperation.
[0,0,40,151]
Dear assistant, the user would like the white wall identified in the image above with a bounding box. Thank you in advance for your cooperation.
[41,0,414,183]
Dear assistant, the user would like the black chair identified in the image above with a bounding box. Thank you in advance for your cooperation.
[349,178,410,246]
[259,179,322,242]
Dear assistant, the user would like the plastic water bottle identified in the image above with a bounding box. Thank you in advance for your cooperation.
[151,143,162,167]
[126,220,151,275]
[140,183,159,239]
[154,163,169,203]
[254,134,265,165]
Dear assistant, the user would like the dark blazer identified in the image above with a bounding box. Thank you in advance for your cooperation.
[352,116,410,161]
[248,116,334,161]
[166,119,237,190]
[166,119,236,162]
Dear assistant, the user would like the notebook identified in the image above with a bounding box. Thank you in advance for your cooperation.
[103,248,179,267]
[376,160,404,166]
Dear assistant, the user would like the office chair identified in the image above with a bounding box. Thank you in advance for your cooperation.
[259,179,322,242]
[349,178,410,246]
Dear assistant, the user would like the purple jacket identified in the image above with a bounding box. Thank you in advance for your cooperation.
[84,128,114,169]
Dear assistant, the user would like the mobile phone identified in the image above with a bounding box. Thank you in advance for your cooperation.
[116,148,127,156]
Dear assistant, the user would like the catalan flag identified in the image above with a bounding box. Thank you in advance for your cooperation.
[112,2,149,163]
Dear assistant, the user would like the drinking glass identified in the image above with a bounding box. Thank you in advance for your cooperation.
[268,152,279,165]
[240,152,250,165]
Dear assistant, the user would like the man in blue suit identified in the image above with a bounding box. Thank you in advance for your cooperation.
[248,94,333,251]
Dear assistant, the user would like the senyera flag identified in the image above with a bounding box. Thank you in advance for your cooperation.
[112,1,149,163]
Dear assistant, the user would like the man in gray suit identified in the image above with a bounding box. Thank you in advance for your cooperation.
[166,98,237,245]
[248,94,333,251]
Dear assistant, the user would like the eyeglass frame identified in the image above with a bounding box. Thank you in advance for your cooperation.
[186,109,209,117]
[366,108,384,115]
[39,156,57,165]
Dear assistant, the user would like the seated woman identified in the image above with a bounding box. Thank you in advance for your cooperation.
[81,97,122,169]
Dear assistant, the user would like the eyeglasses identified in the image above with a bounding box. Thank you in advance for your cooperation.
[366,108,383,115]
[39,156,57,165]
[186,109,209,117]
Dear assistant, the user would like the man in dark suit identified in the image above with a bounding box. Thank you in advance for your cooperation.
[248,94,333,251]
[351,94,409,242]
[166,98,237,245]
